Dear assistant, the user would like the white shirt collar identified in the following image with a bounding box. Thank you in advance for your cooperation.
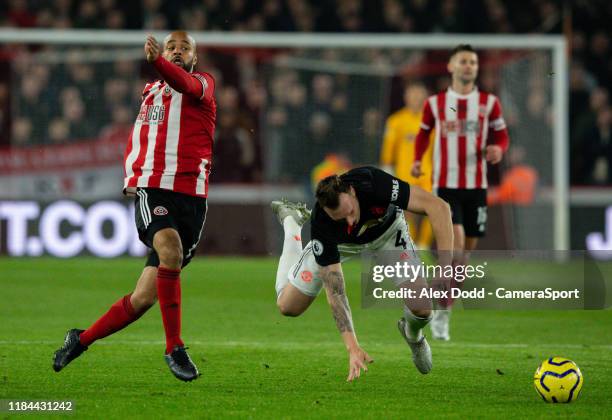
[447,86,479,99]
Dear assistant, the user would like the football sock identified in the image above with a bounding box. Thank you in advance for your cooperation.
[275,216,303,298]
[403,306,432,342]
[79,293,141,346]
[156,266,184,354]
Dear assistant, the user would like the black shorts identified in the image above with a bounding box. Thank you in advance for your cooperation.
[436,188,487,237]
[134,187,208,268]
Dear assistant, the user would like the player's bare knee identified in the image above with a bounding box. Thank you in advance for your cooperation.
[153,229,183,269]
[412,307,432,319]
[277,301,303,317]
[159,248,183,269]
[156,240,183,268]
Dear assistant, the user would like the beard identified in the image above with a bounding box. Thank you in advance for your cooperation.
[169,56,194,72]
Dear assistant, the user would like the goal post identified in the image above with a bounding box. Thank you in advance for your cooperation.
[0,29,569,250]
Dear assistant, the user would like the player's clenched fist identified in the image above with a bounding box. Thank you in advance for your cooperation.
[485,145,503,164]
[144,35,160,63]
[411,160,423,178]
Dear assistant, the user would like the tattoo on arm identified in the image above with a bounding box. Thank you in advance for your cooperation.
[322,270,354,333]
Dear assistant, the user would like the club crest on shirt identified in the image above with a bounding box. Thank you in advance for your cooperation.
[163,85,172,96]
[153,206,169,216]
[312,240,324,256]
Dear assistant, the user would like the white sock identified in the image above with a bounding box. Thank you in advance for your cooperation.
[275,217,303,298]
[403,307,432,342]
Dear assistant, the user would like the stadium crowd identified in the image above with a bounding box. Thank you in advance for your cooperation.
[0,0,610,185]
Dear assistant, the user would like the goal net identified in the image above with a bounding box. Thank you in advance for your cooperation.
[0,30,567,255]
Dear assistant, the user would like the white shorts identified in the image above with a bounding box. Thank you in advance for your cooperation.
[288,211,420,296]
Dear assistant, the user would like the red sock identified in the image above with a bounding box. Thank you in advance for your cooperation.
[156,266,184,354]
[80,294,140,346]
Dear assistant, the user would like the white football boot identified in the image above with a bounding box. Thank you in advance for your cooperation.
[430,310,450,341]
[271,199,311,227]
[397,318,432,374]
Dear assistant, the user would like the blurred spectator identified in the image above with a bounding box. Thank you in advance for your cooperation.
[572,87,609,183]
[213,110,256,182]
[355,108,382,165]
[180,7,207,31]
[17,74,48,143]
[0,0,611,187]
[311,152,352,191]
[488,146,538,206]
[100,105,133,143]
[63,96,94,139]
[586,31,611,90]
[382,0,412,32]
[305,111,334,175]
[0,83,9,146]
[585,106,612,184]
[74,0,99,28]
[6,0,36,27]
[308,74,335,115]
[537,0,562,33]
[11,117,32,147]
[66,60,99,112]
[106,9,126,29]
[48,118,70,144]
[262,0,294,31]
[432,0,466,33]
[104,78,131,109]
[569,62,595,131]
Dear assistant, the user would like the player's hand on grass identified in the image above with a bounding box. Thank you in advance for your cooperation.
[144,35,160,63]
[411,161,423,178]
[485,145,503,164]
[347,347,374,382]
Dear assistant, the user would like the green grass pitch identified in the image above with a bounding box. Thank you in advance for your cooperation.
[1,257,611,418]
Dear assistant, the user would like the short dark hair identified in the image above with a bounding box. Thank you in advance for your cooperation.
[315,175,350,210]
[450,44,476,59]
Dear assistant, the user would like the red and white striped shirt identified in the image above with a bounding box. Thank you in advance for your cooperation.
[124,56,216,197]
[415,87,509,190]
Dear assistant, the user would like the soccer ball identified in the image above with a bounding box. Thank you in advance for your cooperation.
[533,357,583,403]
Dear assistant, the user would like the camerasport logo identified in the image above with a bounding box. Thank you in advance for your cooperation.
[153,206,168,216]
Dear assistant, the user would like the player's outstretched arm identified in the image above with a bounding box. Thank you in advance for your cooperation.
[320,263,373,381]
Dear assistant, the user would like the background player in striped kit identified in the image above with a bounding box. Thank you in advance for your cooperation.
[53,31,216,381]
[411,44,510,341]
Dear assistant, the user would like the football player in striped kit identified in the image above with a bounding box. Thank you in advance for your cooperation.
[53,31,216,381]
[412,44,510,340]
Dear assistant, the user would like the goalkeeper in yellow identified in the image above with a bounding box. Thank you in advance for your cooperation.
[380,83,433,249]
